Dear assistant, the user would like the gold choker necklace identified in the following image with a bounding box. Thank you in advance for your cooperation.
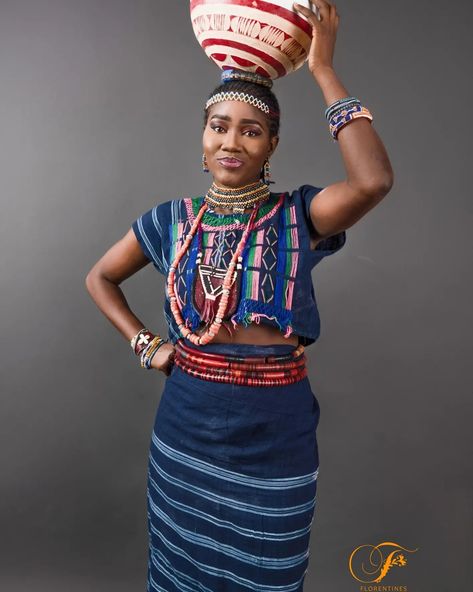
[205,180,270,214]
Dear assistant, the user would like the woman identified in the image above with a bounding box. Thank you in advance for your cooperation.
[85,1,393,589]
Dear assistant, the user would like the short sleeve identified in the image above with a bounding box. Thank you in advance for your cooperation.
[299,184,347,257]
[131,201,169,275]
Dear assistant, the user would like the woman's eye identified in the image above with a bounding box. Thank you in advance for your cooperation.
[244,129,261,137]
[210,125,260,136]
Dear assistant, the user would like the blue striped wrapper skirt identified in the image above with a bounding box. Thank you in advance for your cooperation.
[146,339,321,591]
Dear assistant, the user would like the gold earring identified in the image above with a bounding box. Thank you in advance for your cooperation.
[202,154,209,173]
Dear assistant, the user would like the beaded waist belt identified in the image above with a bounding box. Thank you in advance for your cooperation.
[173,339,307,387]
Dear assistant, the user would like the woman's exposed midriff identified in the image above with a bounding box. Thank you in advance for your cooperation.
[195,321,299,347]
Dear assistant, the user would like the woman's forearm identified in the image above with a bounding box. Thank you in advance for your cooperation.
[85,272,146,342]
[312,66,394,196]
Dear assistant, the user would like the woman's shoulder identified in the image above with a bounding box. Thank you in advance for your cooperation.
[281,184,324,200]
[138,195,201,218]
[278,185,324,217]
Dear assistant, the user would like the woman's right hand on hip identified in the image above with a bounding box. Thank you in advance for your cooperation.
[150,342,176,376]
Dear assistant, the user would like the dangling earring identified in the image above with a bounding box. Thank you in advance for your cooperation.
[202,154,209,173]
[262,158,271,184]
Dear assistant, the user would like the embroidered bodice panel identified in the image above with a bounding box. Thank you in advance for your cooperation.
[132,185,346,346]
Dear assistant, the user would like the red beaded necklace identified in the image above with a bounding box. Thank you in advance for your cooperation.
[167,201,259,346]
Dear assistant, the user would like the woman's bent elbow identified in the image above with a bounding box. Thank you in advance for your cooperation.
[85,267,103,294]
[361,174,394,202]
[376,175,394,199]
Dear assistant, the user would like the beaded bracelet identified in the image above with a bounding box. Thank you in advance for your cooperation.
[325,96,360,121]
[327,100,361,122]
[329,104,373,140]
[325,95,373,141]
[140,336,169,369]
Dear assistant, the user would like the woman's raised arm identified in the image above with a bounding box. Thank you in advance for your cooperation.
[293,1,394,239]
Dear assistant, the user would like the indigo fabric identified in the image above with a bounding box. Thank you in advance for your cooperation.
[146,340,321,591]
[132,185,346,346]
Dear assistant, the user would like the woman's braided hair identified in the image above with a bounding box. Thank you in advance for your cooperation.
[203,70,280,138]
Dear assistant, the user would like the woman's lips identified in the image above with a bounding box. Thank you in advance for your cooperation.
[217,157,244,169]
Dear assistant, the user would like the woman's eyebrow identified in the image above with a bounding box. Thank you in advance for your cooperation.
[240,118,263,126]
[209,114,263,127]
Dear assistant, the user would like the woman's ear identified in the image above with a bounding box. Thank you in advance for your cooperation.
[269,136,279,157]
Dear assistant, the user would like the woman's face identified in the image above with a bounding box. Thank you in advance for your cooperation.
[203,100,279,189]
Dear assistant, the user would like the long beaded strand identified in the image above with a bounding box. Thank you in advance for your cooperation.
[167,202,258,346]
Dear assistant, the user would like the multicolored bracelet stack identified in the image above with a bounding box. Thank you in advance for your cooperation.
[325,96,373,140]
[130,327,169,369]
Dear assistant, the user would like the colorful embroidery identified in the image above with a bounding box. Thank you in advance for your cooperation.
[133,186,347,347]
[279,202,299,312]
[167,193,303,339]
[171,194,299,336]
[169,217,201,330]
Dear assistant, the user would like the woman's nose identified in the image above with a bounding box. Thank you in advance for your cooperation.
[221,129,241,152]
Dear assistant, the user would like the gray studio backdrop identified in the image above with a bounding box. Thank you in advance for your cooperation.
[1,1,471,590]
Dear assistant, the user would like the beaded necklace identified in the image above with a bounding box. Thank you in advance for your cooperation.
[167,184,267,346]
[205,180,270,213]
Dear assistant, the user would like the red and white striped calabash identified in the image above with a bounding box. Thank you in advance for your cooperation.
[190,0,313,80]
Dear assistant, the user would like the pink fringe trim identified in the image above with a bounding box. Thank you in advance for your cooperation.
[249,312,294,339]
[284,325,294,338]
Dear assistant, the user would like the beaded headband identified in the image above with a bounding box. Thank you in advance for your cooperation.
[205,91,270,115]
[204,69,275,116]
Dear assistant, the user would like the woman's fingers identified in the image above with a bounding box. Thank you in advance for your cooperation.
[293,2,320,26]
[306,0,339,22]
[308,0,327,21]
[322,1,340,21]
[293,0,339,72]
[165,349,176,375]
[293,2,338,31]
[307,1,322,22]
[293,1,336,25]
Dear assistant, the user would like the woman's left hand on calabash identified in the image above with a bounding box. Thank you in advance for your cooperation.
[293,0,340,74]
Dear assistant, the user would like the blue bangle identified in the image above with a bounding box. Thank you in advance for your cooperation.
[140,338,168,369]
[325,98,361,121]
[324,96,359,118]
[327,100,361,122]
[146,339,168,369]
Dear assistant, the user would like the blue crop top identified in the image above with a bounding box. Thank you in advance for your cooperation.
[131,184,346,346]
